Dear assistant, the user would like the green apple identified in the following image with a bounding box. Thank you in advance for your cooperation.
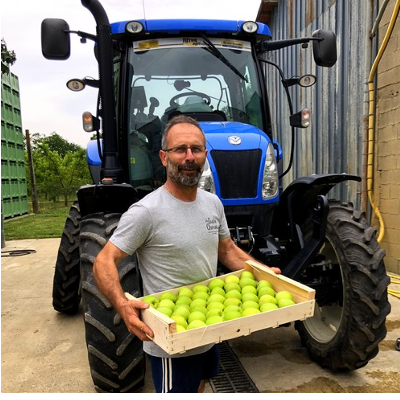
[172,306,191,320]
[240,270,255,280]
[257,280,273,290]
[159,292,177,302]
[175,295,192,307]
[210,287,225,297]
[225,289,241,300]
[224,275,240,284]
[260,302,278,312]
[192,291,209,301]
[275,291,294,302]
[224,297,242,308]
[208,278,225,291]
[175,302,190,311]
[224,282,241,293]
[239,278,257,289]
[190,298,207,309]
[258,294,277,305]
[258,286,275,298]
[192,284,210,294]
[190,305,207,315]
[178,287,193,298]
[242,307,261,317]
[241,285,257,296]
[224,305,242,314]
[187,320,207,330]
[157,306,173,317]
[141,295,159,308]
[206,309,224,319]
[175,324,186,332]
[188,311,207,324]
[224,308,242,321]
[207,294,225,304]
[171,315,188,329]
[206,315,224,325]
[241,292,259,303]
[158,298,175,310]
[278,298,295,308]
[207,302,225,311]
[242,300,259,310]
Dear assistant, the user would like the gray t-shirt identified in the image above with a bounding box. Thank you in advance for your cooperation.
[110,186,230,357]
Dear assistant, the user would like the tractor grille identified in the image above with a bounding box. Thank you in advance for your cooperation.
[210,150,261,199]
[209,341,259,393]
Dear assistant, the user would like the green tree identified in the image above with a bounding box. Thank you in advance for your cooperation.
[1,38,16,75]
[25,133,92,205]
[31,132,81,156]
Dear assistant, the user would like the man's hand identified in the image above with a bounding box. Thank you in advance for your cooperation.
[267,266,281,275]
[118,299,154,342]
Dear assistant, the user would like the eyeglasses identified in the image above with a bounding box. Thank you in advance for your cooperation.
[162,145,206,155]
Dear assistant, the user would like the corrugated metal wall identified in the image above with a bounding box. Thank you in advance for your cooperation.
[262,0,373,207]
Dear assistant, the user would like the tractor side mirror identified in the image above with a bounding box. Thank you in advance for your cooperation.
[41,18,71,60]
[312,29,337,67]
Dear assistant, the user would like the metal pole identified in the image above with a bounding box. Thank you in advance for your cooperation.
[25,129,39,213]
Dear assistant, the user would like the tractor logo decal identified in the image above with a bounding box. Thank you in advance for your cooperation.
[228,136,242,145]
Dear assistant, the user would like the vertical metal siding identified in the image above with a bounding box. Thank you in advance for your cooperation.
[264,0,371,207]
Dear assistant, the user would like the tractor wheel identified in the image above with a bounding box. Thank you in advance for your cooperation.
[52,200,81,314]
[79,212,145,393]
[295,201,391,371]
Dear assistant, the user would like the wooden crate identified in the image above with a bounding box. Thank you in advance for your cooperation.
[125,260,315,355]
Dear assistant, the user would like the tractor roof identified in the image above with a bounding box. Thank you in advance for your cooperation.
[111,19,271,40]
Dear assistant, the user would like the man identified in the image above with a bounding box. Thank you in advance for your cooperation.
[93,115,280,392]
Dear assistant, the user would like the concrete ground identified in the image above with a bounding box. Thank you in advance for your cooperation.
[1,238,400,393]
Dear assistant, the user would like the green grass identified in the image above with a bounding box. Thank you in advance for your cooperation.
[4,207,69,240]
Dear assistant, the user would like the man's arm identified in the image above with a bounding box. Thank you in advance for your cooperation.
[93,241,154,341]
[218,236,281,274]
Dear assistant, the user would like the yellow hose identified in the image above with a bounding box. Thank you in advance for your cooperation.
[366,0,400,243]
[388,273,400,299]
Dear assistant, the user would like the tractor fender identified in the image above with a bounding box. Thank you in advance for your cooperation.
[77,183,138,218]
[271,173,361,238]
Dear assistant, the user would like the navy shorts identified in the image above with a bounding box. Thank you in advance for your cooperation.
[147,346,220,393]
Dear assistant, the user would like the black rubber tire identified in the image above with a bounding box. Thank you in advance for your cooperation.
[79,212,145,393]
[295,201,391,371]
[52,201,81,314]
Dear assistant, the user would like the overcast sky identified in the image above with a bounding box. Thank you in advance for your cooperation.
[2,0,262,148]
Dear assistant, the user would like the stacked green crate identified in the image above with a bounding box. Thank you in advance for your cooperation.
[1,72,28,218]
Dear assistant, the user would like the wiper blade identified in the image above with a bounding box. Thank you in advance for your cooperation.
[201,35,248,83]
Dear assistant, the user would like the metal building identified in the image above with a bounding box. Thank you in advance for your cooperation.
[257,0,373,208]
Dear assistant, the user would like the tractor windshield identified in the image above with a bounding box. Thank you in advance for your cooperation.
[125,37,263,189]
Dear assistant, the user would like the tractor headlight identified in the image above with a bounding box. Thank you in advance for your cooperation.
[241,21,258,34]
[126,21,144,34]
[198,158,215,194]
[262,143,278,199]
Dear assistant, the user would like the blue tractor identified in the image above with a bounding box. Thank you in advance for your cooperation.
[42,0,390,392]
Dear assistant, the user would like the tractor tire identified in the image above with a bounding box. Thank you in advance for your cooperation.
[52,200,81,314]
[295,201,391,371]
[79,212,145,393]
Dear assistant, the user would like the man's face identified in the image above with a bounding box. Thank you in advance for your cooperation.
[160,123,208,187]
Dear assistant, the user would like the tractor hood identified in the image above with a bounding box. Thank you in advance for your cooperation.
[200,121,272,151]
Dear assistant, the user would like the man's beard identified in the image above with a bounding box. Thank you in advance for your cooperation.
[167,159,203,187]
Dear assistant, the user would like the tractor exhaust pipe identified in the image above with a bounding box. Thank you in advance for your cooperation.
[81,0,123,183]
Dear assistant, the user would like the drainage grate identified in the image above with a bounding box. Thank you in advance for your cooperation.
[209,341,259,393]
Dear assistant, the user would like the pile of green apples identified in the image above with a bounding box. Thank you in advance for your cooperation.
[141,270,295,332]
